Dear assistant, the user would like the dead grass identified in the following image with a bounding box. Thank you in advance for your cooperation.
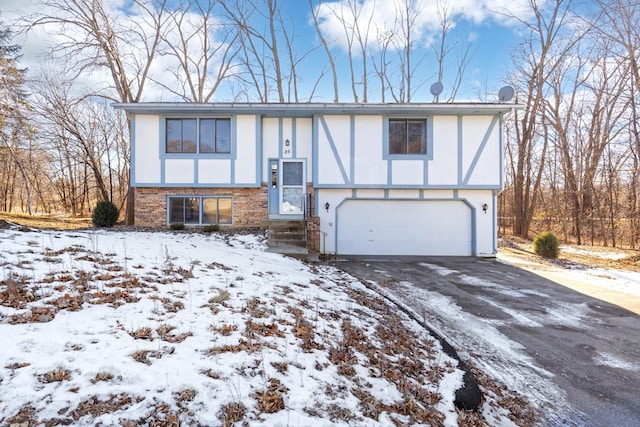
[218,402,246,426]
[205,339,261,355]
[130,326,154,341]
[38,366,71,383]
[91,372,115,384]
[210,323,237,336]
[499,235,640,272]
[288,306,323,352]
[0,212,92,230]
[245,319,285,339]
[70,393,137,420]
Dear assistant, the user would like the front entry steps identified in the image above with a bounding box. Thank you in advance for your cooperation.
[262,219,309,259]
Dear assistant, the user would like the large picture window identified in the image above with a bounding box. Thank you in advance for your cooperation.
[166,118,231,154]
[388,119,427,155]
[168,196,233,225]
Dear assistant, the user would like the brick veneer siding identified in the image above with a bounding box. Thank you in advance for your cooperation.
[134,186,268,228]
[306,216,320,253]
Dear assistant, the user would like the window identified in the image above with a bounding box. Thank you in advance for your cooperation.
[388,119,427,155]
[166,118,231,154]
[168,196,233,225]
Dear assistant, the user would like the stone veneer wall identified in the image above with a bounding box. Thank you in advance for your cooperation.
[134,186,268,228]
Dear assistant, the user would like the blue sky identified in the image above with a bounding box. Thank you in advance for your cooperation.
[0,0,532,102]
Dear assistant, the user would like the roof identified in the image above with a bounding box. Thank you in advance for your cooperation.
[112,102,522,117]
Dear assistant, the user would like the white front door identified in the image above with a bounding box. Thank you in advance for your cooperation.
[280,160,306,215]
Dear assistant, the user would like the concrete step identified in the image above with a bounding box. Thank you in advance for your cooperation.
[268,231,306,241]
[265,245,309,260]
[267,238,307,248]
[261,219,305,229]
[263,218,307,250]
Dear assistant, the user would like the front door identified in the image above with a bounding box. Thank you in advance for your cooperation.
[280,160,305,214]
[268,159,306,216]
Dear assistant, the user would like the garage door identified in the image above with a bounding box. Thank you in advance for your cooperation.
[337,200,472,256]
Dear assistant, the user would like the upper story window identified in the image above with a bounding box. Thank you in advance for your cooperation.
[388,119,427,155]
[166,118,231,154]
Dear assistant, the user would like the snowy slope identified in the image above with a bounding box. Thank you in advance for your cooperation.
[0,226,476,426]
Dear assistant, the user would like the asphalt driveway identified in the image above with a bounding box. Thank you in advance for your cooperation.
[333,256,640,426]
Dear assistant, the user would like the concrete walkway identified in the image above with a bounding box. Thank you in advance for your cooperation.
[333,256,640,426]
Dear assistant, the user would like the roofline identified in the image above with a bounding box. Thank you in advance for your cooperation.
[112,102,523,117]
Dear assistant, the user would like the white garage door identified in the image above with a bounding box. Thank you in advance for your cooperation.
[337,200,472,256]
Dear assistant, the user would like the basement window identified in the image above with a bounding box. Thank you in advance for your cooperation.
[168,196,233,225]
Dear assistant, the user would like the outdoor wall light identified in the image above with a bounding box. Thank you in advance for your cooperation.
[325,202,330,212]
[285,139,290,146]
[482,203,488,214]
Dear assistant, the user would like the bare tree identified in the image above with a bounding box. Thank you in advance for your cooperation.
[33,76,129,213]
[593,0,640,247]
[391,0,429,102]
[31,0,169,103]
[309,0,340,102]
[326,0,375,103]
[159,0,240,102]
[30,0,169,223]
[506,0,579,238]
[0,22,35,214]
[221,0,285,102]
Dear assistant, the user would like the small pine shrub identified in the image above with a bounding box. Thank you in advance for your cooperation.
[203,224,220,233]
[533,231,560,259]
[92,200,119,228]
[170,223,185,231]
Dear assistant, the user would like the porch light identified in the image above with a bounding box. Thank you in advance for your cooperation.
[325,202,330,212]
[482,203,488,214]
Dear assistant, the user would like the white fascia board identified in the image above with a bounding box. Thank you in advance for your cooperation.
[112,102,523,117]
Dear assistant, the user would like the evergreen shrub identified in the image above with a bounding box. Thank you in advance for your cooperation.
[92,200,119,228]
[533,231,560,259]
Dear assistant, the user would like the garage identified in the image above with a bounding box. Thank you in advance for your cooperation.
[336,199,473,256]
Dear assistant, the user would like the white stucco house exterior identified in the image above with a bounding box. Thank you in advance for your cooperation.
[113,102,516,257]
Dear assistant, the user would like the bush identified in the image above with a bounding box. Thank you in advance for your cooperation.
[92,200,119,228]
[203,224,220,233]
[170,223,185,231]
[533,231,560,259]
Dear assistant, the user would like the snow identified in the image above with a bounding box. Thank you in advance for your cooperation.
[560,245,631,260]
[498,252,640,299]
[0,226,464,425]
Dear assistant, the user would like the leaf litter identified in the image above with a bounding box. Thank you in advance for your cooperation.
[0,224,532,426]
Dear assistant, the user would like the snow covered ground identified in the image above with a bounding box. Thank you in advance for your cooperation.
[497,245,640,314]
[0,224,504,426]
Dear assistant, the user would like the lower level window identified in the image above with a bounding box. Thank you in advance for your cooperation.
[168,196,232,225]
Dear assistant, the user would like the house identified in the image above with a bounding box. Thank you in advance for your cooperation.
[113,102,516,257]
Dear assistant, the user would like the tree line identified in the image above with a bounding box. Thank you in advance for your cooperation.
[1,0,639,248]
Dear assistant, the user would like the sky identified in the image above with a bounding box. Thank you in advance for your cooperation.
[0,0,535,102]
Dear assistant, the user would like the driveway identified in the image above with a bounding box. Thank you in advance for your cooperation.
[333,256,640,426]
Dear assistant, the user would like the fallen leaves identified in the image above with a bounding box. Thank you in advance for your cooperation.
[253,378,288,414]
[38,366,71,383]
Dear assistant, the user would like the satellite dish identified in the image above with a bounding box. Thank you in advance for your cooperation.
[430,82,443,97]
[498,85,515,102]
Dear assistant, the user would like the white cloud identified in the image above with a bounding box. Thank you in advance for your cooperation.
[313,0,538,53]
